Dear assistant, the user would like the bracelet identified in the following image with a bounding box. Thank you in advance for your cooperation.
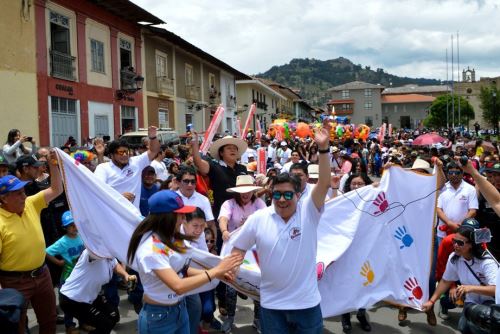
[204,271,212,282]
[429,299,435,304]
[148,136,157,140]
[221,230,228,233]
[318,148,330,154]
[332,187,338,190]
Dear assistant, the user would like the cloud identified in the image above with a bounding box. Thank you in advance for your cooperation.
[132,0,500,80]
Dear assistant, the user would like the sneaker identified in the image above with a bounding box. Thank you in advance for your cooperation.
[426,307,437,326]
[341,313,352,332]
[252,319,261,333]
[397,307,407,322]
[210,318,222,330]
[65,327,80,334]
[438,305,449,320]
[356,311,372,332]
[221,316,234,333]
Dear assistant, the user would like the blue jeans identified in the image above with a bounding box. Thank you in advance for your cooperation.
[185,294,201,334]
[260,304,323,334]
[199,289,215,322]
[138,300,189,334]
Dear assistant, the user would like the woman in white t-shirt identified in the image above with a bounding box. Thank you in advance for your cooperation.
[218,175,266,333]
[127,190,243,334]
[422,225,498,334]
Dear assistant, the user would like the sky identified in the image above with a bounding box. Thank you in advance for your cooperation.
[132,0,500,81]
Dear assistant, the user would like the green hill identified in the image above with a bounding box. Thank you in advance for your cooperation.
[256,57,441,106]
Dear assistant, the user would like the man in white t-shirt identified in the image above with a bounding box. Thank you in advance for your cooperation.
[281,151,301,174]
[94,126,160,209]
[279,142,291,166]
[175,166,215,240]
[436,162,478,243]
[230,125,331,333]
[289,162,314,201]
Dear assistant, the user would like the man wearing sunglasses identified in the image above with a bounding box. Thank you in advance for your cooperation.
[94,126,160,209]
[175,166,215,239]
[436,161,478,244]
[230,124,332,334]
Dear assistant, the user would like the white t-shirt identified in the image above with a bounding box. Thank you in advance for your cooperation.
[442,253,498,304]
[267,146,277,162]
[135,234,192,304]
[241,148,257,165]
[230,194,324,310]
[60,250,117,304]
[176,190,215,221]
[299,183,314,203]
[150,159,168,181]
[437,181,479,238]
[94,152,151,208]
[280,148,290,166]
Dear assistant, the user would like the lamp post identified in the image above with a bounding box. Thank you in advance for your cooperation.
[493,91,498,135]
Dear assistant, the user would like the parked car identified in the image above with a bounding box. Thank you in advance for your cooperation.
[120,128,180,148]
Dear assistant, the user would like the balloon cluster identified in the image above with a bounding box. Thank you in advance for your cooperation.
[71,150,95,162]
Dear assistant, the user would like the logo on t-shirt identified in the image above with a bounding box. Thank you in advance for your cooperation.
[125,168,133,177]
[289,227,301,240]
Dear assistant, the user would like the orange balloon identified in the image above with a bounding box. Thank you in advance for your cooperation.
[295,122,312,138]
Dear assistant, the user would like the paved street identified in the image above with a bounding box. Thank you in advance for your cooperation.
[28,291,462,333]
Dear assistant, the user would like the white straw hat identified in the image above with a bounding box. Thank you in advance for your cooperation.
[226,175,263,193]
[209,136,248,160]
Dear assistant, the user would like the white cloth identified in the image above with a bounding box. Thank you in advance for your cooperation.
[94,152,151,208]
[150,159,168,181]
[135,234,192,304]
[60,250,117,304]
[442,253,497,304]
[436,181,479,238]
[176,190,215,221]
[180,224,208,252]
[230,194,324,310]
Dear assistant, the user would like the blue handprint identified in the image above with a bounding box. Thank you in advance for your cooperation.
[394,226,414,249]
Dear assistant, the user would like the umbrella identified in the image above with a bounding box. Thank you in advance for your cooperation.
[464,140,497,152]
[412,133,446,146]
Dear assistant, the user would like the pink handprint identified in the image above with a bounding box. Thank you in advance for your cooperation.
[404,277,423,301]
[373,192,389,215]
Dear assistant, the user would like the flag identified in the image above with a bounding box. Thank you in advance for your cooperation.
[200,105,224,155]
[241,103,256,140]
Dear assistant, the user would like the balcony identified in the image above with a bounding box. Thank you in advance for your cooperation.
[120,67,137,90]
[50,50,76,81]
[157,76,174,96]
[226,95,236,108]
[186,85,200,101]
[335,109,354,115]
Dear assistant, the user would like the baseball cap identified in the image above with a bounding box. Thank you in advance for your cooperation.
[16,155,44,170]
[61,211,75,227]
[148,190,196,214]
[280,141,287,146]
[462,218,480,229]
[0,175,29,195]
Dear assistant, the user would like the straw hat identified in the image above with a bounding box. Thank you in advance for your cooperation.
[209,136,248,160]
[226,175,263,193]
[408,158,433,174]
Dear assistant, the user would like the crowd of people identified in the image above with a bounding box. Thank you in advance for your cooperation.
[0,124,499,334]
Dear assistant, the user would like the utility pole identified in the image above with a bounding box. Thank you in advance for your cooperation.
[446,48,449,128]
[451,35,455,129]
[457,31,461,131]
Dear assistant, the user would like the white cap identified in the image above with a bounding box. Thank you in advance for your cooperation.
[280,141,287,146]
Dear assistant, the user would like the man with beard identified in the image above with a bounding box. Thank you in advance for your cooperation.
[436,161,478,244]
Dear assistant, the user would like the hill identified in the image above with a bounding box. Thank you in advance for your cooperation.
[256,57,441,106]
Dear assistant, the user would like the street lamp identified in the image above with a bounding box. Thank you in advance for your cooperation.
[493,91,498,135]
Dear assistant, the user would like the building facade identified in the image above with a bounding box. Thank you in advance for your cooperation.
[381,94,435,129]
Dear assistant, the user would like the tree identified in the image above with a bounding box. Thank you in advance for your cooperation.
[478,86,499,132]
[424,94,475,128]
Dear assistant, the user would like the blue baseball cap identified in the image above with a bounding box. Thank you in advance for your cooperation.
[148,190,196,214]
[61,211,74,227]
[0,175,29,195]
[462,218,480,229]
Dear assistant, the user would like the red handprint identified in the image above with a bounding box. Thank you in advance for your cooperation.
[316,262,325,281]
[404,277,423,301]
[373,192,389,215]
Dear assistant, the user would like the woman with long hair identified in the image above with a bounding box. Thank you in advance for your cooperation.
[422,225,498,334]
[3,128,37,164]
[218,175,266,333]
[127,190,242,334]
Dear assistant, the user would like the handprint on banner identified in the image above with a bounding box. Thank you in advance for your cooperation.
[373,192,390,215]
[404,277,423,301]
[360,261,375,286]
[394,226,414,249]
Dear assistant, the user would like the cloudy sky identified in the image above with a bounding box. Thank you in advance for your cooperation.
[132,0,500,81]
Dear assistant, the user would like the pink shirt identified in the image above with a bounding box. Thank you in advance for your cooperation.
[218,198,267,232]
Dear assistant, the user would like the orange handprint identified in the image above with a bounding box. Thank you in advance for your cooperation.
[360,261,375,286]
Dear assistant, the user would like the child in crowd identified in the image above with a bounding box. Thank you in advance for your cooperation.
[45,211,85,333]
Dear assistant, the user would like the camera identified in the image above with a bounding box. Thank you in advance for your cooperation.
[460,155,469,167]
[26,136,33,142]
[464,303,500,333]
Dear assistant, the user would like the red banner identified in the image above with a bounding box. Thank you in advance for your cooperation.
[200,105,224,155]
[257,147,266,174]
[241,103,256,140]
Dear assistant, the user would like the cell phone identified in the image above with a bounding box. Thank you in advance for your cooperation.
[474,228,492,244]
[26,136,33,142]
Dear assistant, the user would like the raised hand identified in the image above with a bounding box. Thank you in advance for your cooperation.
[148,126,157,139]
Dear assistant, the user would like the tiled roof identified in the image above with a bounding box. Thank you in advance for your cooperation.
[382,84,450,95]
[381,94,435,104]
[90,0,164,25]
[327,81,385,91]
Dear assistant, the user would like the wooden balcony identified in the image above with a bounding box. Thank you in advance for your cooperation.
[50,50,76,81]
[157,76,174,96]
[186,85,200,101]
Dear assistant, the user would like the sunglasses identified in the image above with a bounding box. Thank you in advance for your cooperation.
[206,239,215,244]
[452,238,468,247]
[272,190,295,200]
[448,171,462,175]
[115,150,129,156]
[181,179,196,185]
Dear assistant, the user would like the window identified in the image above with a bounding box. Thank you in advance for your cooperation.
[364,101,373,109]
[341,90,350,99]
[119,38,132,70]
[50,12,70,54]
[90,39,105,73]
[156,53,167,78]
[185,113,193,126]
[121,106,136,134]
[364,89,372,97]
[51,96,76,114]
[185,64,193,86]
[365,116,373,127]
[208,73,216,97]
[158,108,169,128]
